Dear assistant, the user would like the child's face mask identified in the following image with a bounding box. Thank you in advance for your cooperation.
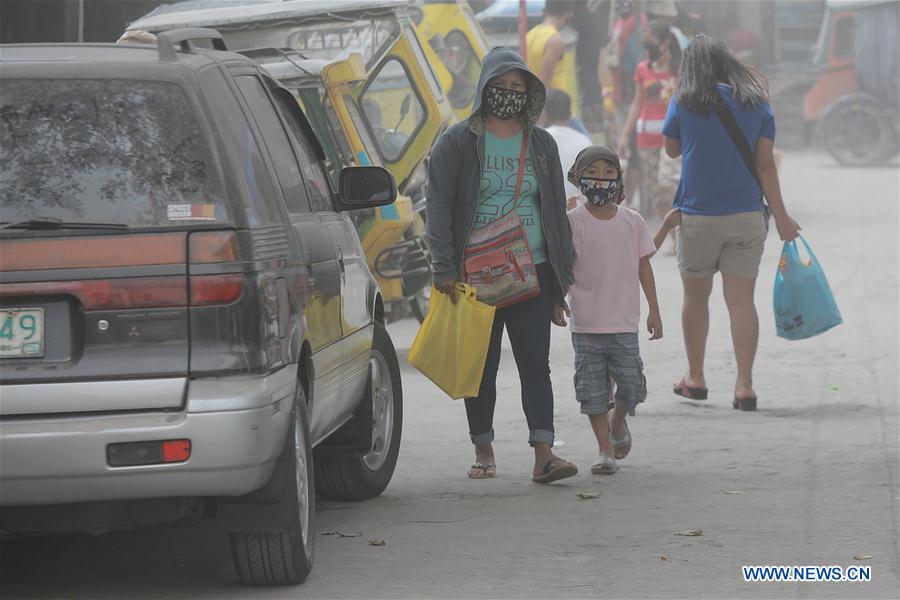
[579,177,619,206]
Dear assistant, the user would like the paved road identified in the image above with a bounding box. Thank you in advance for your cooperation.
[1,151,898,599]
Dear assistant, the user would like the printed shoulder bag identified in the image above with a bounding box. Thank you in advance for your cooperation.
[462,133,541,308]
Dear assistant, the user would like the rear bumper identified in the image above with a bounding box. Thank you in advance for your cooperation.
[0,367,296,506]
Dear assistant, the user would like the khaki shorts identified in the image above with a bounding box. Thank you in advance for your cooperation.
[677,212,768,278]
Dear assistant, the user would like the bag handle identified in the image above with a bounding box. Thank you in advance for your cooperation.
[713,99,771,220]
[713,100,759,185]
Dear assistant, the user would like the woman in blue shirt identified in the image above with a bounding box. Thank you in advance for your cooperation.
[661,35,800,411]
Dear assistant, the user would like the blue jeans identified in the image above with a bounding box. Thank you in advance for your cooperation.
[465,263,556,447]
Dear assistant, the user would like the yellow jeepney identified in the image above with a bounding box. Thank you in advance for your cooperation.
[410,0,491,121]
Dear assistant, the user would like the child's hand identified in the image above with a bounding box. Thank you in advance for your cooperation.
[662,208,681,231]
[647,310,663,340]
[552,301,570,327]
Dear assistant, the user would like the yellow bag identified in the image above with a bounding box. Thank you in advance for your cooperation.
[407,283,496,399]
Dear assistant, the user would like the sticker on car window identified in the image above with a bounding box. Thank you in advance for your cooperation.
[167,204,217,221]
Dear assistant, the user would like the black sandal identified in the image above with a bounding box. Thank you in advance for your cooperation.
[532,458,577,484]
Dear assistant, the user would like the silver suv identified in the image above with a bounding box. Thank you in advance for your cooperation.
[0,29,403,585]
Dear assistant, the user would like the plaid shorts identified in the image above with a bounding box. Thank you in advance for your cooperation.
[572,332,647,416]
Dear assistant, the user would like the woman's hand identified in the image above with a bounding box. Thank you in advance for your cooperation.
[434,279,458,304]
[552,301,570,327]
[774,213,801,242]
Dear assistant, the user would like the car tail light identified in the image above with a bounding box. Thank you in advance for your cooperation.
[0,277,188,309]
[188,231,244,306]
[189,231,239,264]
[190,274,244,306]
[161,440,192,463]
[0,233,186,271]
[107,439,191,467]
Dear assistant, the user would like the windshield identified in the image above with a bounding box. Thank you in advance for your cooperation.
[1,80,224,228]
[222,17,401,70]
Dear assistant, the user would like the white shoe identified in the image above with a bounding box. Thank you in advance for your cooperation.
[590,453,618,475]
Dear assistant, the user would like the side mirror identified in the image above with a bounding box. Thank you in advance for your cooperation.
[400,94,412,119]
[335,166,397,211]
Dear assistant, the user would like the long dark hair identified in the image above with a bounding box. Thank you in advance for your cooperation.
[647,19,681,75]
[676,35,768,114]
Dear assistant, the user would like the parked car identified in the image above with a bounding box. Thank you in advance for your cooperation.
[0,29,403,586]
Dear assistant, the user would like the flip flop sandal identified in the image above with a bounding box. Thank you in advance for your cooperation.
[532,458,578,484]
[732,395,757,411]
[610,418,632,460]
[467,463,496,479]
[673,378,709,400]
[590,454,618,475]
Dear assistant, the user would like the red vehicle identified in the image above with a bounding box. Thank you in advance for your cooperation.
[803,0,899,165]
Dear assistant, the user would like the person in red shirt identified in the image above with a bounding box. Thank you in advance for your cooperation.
[617,20,682,249]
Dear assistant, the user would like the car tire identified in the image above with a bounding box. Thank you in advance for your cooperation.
[315,321,402,500]
[229,387,315,586]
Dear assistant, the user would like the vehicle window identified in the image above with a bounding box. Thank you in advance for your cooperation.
[323,96,356,169]
[0,79,225,227]
[295,87,346,184]
[832,16,856,61]
[405,24,444,101]
[236,75,310,214]
[271,91,334,213]
[443,30,480,109]
[359,59,426,163]
[343,95,380,165]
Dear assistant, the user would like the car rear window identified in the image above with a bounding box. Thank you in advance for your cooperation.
[0,79,226,228]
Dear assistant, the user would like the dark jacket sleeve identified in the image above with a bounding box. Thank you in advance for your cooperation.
[546,134,577,297]
[424,131,460,284]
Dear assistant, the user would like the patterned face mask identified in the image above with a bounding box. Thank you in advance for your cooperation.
[579,177,619,206]
[484,85,527,120]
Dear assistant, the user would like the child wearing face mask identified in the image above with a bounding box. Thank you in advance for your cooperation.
[554,146,662,475]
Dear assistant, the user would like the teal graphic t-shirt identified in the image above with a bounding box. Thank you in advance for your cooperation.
[475,131,547,264]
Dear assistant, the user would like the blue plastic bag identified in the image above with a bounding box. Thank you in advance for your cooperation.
[773,235,842,340]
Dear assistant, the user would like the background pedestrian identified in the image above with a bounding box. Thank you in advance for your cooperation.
[661,35,801,411]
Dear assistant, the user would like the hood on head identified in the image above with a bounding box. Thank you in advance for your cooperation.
[468,46,546,134]
[567,145,625,201]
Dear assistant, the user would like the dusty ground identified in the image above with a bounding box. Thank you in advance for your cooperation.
[1,150,898,599]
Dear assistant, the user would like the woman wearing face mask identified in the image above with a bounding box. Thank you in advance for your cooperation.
[661,35,800,411]
[425,47,578,483]
[617,20,682,251]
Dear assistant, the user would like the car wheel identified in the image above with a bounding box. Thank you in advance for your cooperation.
[409,285,430,323]
[315,321,402,500]
[229,387,315,586]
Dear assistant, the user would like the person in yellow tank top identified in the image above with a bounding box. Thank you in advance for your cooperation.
[526,0,573,92]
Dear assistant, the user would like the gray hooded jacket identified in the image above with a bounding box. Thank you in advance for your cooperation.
[424,47,577,299]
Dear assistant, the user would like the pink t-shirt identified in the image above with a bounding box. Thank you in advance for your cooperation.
[567,205,656,334]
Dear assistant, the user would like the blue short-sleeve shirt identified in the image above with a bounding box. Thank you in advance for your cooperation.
[662,84,775,216]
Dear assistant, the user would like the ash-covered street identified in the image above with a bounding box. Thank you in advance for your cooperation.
[2,149,897,599]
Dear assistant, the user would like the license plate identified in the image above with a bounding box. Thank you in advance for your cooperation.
[0,308,45,358]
